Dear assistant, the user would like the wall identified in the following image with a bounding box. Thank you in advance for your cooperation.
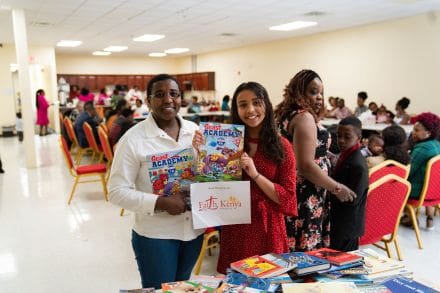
[0,44,58,129]
[191,12,440,115]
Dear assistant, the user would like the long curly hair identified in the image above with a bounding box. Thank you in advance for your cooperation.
[275,69,323,124]
[231,82,284,164]
[382,125,410,165]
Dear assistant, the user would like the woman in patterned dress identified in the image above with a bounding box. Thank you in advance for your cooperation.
[193,82,297,274]
[275,69,356,251]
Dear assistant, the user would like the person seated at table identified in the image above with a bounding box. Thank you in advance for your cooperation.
[401,112,440,230]
[110,89,124,109]
[360,134,385,168]
[74,101,102,147]
[106,99,129,130]
[133,98,149,118]
[394,97,411,125]
[187,96,201,113]
[325,96,339,118]
[367,125,410,168]
[375,104,389,123]
[108,108,135,147]
[221,95,230,111]
[334,98,353,119]
[368,102,379,116]
[96,88,108,105]
[78,87,94,103]
[354,91,368,117]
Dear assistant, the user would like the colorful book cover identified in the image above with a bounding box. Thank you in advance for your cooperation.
[282,282,359,293]
[225,271,279,292]
[162,280,215,293]
[147,148,195,200]
[317,261,364,274]
[280,252,330,276]
[306,248,363,266]
[196,122,245,182]
[230,254,290,278]
[189,275,224,289]
[217,283,263,293]
[119,289,155,293]
[382,277,440,293]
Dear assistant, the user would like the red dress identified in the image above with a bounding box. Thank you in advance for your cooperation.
[216,137,297,274]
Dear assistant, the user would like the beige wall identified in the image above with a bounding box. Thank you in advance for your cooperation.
[192,12,440,115]
[0,44,58,129]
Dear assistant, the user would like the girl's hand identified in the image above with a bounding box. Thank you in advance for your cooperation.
[192,130,204,153]
[240,152,258,179]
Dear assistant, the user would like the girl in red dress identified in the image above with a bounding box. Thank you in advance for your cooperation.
[36,89,50,136]
[196,82,297,274]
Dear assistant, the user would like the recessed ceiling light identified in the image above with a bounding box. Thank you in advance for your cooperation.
[133,34,165,42]
[56,40,82,47]
[149,52,167,57]
[164,48,189,54]
[269,21,317,31]
[103,46,128,52]
[92,51,111,56]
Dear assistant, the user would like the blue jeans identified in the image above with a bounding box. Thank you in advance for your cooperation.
[131,230,204,289]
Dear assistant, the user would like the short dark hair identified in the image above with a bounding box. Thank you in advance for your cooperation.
[84,101,94,111]
[120,108,134,118]
[339,116,362,137]
[147,74,180,97]
[368,133,383,144]
[358,91,368,101]
[382,125,410,164]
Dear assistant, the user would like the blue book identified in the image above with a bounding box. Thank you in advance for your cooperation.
[280,252,330,276]
[225,271,279,292]
[382,277,440,293]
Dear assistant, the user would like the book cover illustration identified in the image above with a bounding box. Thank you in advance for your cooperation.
[306,248,363,266]
[280,252,330,276]
[189,275,223,289]
[217,283,264,293]
[225,270,279,292]
[351,248,404,275]
[119,289,155,293]
[230,255,286,278]
[382,277,440,293]
[196,122,245,182]
[162,280,215,293]
[147,148,195,197]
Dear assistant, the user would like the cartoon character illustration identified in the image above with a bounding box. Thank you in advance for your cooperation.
[202,153,228,176]
[152,173,168,195]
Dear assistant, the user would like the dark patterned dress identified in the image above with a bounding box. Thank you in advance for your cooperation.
[279,110,331,251]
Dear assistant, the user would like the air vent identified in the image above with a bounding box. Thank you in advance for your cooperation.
[303,11,326,17]
[30,21,52,27]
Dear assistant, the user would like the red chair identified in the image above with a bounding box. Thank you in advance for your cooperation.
[83,122,104,163]
[405,154,440,249]
[360,174,411,260]
[64,117,92,164]
[369,159,409,184]
[59,136,108,205]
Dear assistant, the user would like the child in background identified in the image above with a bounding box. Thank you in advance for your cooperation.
[330,117,369,251]
[360,133,384,168]
[16,112,23,142]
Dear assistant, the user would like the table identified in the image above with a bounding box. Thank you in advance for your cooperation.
[320,119,414,135]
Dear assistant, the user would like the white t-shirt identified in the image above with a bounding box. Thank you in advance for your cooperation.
[108,114,204,240]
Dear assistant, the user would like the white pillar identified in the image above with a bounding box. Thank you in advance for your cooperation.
[12,9,36,168]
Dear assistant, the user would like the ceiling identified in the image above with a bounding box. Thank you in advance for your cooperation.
[0,0,439,57]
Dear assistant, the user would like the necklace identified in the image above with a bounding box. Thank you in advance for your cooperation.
[248,137,259,144]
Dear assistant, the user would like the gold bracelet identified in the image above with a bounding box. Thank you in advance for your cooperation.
[252,173,260,181]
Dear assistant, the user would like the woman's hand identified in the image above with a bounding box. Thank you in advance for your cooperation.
[240,152,258,179]
[192,130,204,153]
[156,192,186,215]
[334,184,357,202]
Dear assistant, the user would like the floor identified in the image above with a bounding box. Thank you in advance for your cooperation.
[0,134,439,292]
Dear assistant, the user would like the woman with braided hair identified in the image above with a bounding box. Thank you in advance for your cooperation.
[276,69,356,251]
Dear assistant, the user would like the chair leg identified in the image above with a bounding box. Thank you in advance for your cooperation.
[384,242,392,258]
[120,208,125,216]
[68,176,80,205]
[76,149,84,165]
[193,234,209,276]
[394,238,403,261]
[100,174,108,201]
[406,205,423,249]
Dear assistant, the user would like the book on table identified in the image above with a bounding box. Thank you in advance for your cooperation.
[305,247,363,266]
[230,253,297,278]
[162,280,215,293]
[382,276,440,293]
[280,252,331,276]
[224,271,279,292]
[350,248,404,275]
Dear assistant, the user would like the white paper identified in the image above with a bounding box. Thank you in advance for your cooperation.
[190,181,251,229]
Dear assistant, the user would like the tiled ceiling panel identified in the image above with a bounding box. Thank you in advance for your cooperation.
[0,0,438,57]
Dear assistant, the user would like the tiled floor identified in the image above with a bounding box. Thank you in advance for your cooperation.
[0,134,439,292]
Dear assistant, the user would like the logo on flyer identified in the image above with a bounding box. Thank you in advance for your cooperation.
[198,195,242,211]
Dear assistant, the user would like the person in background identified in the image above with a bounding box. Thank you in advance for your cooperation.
[106,99,129,130]
[69,85,80,103]
[354,91,368,117]
[16,112,23,142]
[187,96,201,113]
[125,85,143,106]
[110,89,123,109]
[108,74,204,289]
[330,117,369,251]
[368,102,379,116]
[368,125,410,168]
[108,108,135,147]
[96,88,108,105]
[221,95,230,111]
[401,112,440,230]
[78,87,94,103]
[375,104,389,123]
[394,97,411,125]
[193,81,297,274]
[360,133,385,168]
[385,110,396,124]
[74,101,102,147]
[133,98,149,118]
[276,69,356,252]
[325,96,339,118]
[36,89,50,136]
[334,98,353,119]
